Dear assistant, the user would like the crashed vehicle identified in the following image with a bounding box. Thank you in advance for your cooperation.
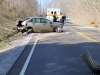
[13,17,64,35]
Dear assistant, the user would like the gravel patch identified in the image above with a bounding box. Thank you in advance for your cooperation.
[0,33,34,75]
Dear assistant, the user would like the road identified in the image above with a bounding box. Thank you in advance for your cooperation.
[7,22,100,75]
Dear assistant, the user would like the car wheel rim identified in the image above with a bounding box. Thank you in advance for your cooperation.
[58,28,61,31]
[56,27,62,32]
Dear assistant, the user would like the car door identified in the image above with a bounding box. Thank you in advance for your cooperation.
[31,18,43,32]
[41,18,53,32]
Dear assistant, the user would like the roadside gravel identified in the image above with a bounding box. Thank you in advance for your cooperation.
[0,33,34,75]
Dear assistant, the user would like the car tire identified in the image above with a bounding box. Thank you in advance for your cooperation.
[22,32,28,36]
[27,28,34,34]
[55,27,63,32]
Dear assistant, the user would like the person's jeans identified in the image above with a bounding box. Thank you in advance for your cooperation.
[62,19,64,23]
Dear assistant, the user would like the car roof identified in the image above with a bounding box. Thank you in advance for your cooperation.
[29,17,45,19]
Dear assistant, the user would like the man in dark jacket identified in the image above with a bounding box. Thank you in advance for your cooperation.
[61,13,66,24]
[53,12,58,22]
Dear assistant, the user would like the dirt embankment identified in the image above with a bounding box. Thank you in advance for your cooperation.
[0,17,17,40]
[0,0,38,47]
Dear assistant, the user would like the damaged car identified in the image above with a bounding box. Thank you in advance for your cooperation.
[13,17,64,35]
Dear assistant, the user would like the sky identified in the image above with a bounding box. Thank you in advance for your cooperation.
[37,0,52,15]
[37,0,52,8]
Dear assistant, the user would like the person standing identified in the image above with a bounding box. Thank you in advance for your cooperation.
[53,12,58,22]
[61,13,66,25]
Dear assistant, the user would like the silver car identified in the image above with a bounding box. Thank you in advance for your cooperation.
[14,17,64,35]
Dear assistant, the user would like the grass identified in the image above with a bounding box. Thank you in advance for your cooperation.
[0,15,22,48]
[0,32,21,48]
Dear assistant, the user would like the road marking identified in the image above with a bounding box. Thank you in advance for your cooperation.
[67,26,100,44]
[19,39,38,75]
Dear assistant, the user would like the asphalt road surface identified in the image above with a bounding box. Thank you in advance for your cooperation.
[7,22,100,75]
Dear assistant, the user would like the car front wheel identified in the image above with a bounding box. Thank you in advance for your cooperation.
[55,27,63,32]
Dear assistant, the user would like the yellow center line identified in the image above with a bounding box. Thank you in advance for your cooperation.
[66,26,100,44]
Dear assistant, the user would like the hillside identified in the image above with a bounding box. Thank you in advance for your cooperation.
[49,0,100,27]
[0,0,38,47]
[0,0,38,43]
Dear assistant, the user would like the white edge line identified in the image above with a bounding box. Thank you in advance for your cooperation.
[19,39,38,75]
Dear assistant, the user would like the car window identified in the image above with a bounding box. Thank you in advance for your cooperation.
[40,18,51,24]
[27,18,35,22]
[44,19,51,24]
[41,18,45,23]
[35,18,41,23]
[28,19,33,22]
[31,18,35,22]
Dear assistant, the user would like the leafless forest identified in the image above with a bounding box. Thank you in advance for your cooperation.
[0,0,38,19]
[49,0,100,27]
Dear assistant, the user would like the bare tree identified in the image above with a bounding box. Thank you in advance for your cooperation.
[0,0,38,20]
